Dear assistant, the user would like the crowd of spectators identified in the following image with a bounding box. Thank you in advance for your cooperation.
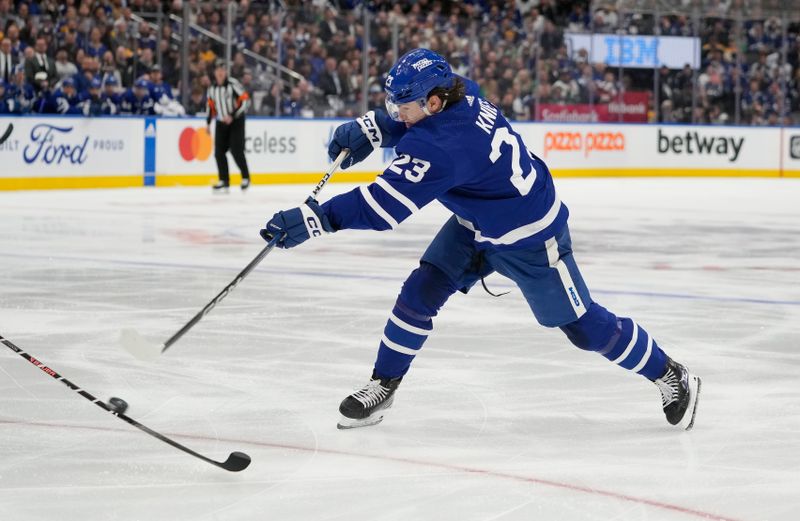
[1,0,800,126]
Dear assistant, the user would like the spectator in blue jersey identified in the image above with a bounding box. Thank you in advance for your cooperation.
[120,78,155,115]
[53,76,85,114]
[137,22,158,52]
[101,75,121,115]
[261,49,702,432]
[85,27,108,59]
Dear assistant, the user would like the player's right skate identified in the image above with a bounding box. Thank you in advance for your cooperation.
[654,358,701,430]
[337,372,402,429]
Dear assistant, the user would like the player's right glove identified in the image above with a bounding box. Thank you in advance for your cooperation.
[328,109,402,169]
[260,198,335,249]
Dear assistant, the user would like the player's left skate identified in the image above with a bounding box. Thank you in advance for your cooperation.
[337,372,402,429]
[654,358,701,430]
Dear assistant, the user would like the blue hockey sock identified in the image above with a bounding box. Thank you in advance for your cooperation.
[374,304,433,378]
[599,317,668,380]
[561,303,668,380]
[374,262,457,378]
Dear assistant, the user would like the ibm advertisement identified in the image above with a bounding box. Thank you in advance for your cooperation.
[565,33,701,69]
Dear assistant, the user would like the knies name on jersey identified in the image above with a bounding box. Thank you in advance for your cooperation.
[657,129,743,162]
[475,99,498,134]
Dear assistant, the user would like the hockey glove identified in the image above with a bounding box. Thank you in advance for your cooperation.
[328,110,404,169]
[260,198,334,249]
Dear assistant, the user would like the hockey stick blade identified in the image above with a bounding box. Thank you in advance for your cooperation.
[1,333,251,472]
[221,451,252,472]
[119,328,164,362]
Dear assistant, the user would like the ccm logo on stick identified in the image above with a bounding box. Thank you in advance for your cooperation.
[543,131,625,157]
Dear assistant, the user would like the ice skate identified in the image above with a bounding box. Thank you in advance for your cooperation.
[654,358,701,430]
[241,178,251,191]
[212,180,229,193]
[337,372,402,429]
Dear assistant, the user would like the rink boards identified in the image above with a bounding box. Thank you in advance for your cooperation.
[1,115,799,190]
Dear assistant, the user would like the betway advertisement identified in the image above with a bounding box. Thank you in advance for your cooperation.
[155,118,391,182]
[0,117,143,179]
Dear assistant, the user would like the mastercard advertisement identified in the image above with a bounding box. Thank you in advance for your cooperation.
[178,127,213,162]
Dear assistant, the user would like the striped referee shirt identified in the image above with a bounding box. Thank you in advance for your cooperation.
[206,77,250,124]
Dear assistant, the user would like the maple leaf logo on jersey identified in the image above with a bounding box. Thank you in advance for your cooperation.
[466,95,474,106]
[411,58,434,71]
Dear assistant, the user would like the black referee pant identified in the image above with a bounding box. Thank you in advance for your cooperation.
[214,116,250,185]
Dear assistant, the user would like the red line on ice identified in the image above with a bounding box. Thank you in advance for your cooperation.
[0,418,744,521]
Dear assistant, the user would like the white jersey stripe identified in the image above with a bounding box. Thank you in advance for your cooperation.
[545,237,586,319]
[389,312,431,336]
[456,196,562,246]
[612,322,639,365]
[632,333,654,374]
[381,335,420,356]
[374,177,420,213]
[359,185,398,229]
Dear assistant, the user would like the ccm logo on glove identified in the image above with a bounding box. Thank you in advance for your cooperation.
[357,111,382,148]
[261,199,334,249]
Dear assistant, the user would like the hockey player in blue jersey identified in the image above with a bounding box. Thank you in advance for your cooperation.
[81,77,105,116]
[101,75,122,115]
[148,64,173,103]
[9,65,35,114]
[0,80,12,113]
[261,49,701,431]
[53,77,85,115]
[120,78,155,115]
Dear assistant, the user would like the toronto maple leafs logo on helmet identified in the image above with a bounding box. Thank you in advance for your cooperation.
[411,58,434,71]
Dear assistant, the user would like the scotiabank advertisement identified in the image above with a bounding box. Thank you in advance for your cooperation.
[536,93,650,123]
[155,118,390,182]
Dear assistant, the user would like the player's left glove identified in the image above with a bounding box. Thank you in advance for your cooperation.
[328,109,406,169]
[328,111,382,169]
[260,198,335,249]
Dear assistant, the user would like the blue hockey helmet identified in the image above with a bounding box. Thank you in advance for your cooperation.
[384,48,453,121]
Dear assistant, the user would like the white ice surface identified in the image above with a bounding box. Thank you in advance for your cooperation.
[0,178,799,521]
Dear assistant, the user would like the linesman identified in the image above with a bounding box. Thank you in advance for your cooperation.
[207,59,251,192]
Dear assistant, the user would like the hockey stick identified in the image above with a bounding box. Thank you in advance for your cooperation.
[0,333,250,472]
[120,148,350,362]
[0,122,13,145]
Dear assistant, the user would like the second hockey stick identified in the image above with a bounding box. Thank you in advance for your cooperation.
[1,333,250,472]
[120,148,350,361]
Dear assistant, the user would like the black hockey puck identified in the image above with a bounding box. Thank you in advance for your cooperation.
[108,397,129,414]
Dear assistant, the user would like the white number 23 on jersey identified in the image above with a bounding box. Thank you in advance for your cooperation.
[387,154,430,183]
